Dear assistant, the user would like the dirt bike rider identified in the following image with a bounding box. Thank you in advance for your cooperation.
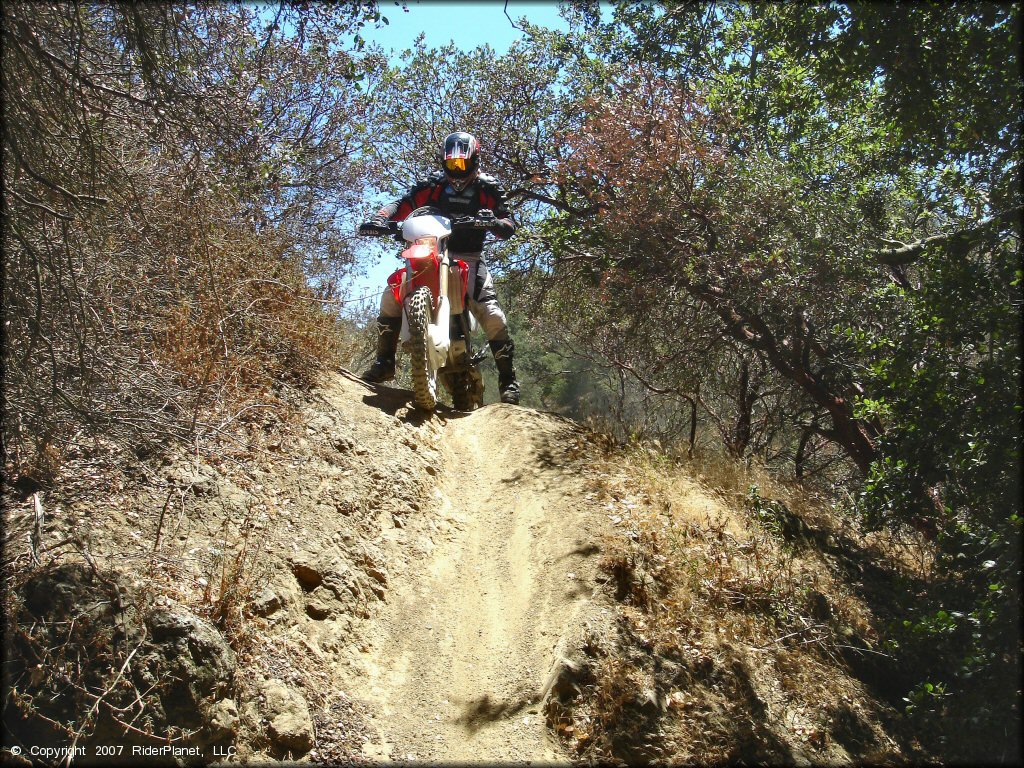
[358,131,521,405]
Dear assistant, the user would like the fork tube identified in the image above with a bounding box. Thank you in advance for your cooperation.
[438,249,450,321]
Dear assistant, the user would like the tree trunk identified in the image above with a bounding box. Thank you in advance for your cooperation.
[730,357,752,457]
[682,394,697,459]
[694,283,881,475]
[795,426,813,479]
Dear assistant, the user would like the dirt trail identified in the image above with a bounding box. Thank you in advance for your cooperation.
[351,404,608,763]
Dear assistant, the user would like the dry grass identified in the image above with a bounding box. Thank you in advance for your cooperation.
[4,159,362,496]
[553,443,906,764]
[0,382,322,753]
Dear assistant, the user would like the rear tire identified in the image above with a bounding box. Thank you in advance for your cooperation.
[406,286,437,411]
[449,369,484,411]
[450,373,473,411]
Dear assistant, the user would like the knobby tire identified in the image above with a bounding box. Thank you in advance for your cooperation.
[406,286,438,411]
[450,373,473,411]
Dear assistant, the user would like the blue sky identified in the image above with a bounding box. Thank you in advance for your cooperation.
[360,1,570,56]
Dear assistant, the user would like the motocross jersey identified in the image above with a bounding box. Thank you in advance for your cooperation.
[374,171,516,254]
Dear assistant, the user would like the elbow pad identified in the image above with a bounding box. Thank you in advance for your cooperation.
[376,202,400,221]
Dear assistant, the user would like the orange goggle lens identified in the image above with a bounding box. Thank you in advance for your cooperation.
[444,157,467,172]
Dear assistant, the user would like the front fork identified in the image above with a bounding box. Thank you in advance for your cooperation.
[391,246,477,369]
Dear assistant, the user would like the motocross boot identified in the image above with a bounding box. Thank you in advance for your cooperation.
[361,316,401,383]
[489,339,521,405]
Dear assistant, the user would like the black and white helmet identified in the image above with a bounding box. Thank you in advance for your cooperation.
[441,131,480,192]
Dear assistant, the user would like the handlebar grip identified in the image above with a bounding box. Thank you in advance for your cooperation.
[358,221,393,236]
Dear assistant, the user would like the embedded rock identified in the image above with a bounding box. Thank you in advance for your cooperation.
[145,606,236,725]
[261,679,315,755]
[252,586,283,617]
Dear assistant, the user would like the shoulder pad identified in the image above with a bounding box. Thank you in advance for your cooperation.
[476,173,510,198]
[411,170,445,189]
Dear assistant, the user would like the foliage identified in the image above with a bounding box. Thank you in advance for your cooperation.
[547,70,896,474]
[2,2,380,480]
[858,234,1021,758]
[2,1,1019,761]
[542,4,1021,761]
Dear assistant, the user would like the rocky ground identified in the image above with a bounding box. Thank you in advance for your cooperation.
[3,371,616,764]
[3,369,906,765]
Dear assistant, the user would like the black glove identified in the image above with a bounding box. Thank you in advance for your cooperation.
[358,217,390,236]
[475,208,514,238]
[450,214,483,229]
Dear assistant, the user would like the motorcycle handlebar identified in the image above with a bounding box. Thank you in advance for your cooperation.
[358,220,399,237]
[358,210,498,238]
[450,209,498,230]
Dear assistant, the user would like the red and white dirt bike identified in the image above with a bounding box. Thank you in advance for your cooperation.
[360,205,495,412]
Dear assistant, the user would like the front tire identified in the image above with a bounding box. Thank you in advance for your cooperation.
[406,286,438,411]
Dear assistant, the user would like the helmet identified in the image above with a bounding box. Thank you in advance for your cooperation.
[442,131,480,192]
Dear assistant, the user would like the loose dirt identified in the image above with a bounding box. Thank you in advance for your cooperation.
[349,405,610,764]
[5,369,906,764]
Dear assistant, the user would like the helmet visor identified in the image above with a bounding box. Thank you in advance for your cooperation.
[444,157,468,173]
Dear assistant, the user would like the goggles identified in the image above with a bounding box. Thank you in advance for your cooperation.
[444,157,468,173]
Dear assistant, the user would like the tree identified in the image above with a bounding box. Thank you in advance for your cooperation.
[2,2,384,479]
[537,3,1021,759]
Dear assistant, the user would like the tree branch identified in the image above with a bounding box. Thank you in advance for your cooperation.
[505,187,601,217]
[874,206,1022,265]
[503,1,525,31]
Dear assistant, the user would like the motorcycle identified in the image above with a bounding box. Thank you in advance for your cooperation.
[358,206,496,412]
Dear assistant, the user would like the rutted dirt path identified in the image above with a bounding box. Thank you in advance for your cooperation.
[350,404,610,763]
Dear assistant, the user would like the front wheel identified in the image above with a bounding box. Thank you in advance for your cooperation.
[405,286,438,411]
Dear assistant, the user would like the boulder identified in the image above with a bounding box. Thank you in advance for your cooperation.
[145,606,236,725]
[260,679,314,755]
[251,587,282,617]
[9,563,235,749]
[207,698,239,739]
[288,552,324,590]
[305,595,333,620]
